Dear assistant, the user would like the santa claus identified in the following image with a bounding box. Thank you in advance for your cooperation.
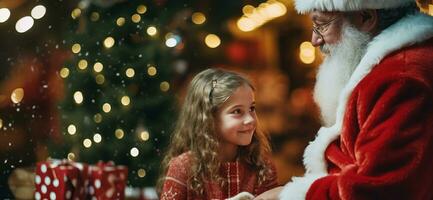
[255,0,433,199]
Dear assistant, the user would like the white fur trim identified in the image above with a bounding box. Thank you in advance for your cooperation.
[303,13,433,175]
[295,0,413,13]
[279,174,326,200]
[303,126,340,174]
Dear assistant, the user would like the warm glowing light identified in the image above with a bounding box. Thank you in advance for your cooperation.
[265,2,287,18]
[67,124,76,135]
[140,131,150,141]
[146,26,157,36]
[257,3,272,19]
[31,5,46,19]
[299,41,316,64]
[93,62,103,72]
[121,96,130,106]
[165,38,177,47]
[237,17,256,32]
[205,34,221,48]
[192,12,206,25]
[242,5,255,15]
[11,88,24,104]
[116,17,125,26]
[115,129,124,139]
[67,153,75,161]
[71,8,81,19]
[125,68,135,78]
[130,147,139,157]
[95,74,105,85]
[93,133,102,143]
[429,4,433,16]
[131,14,141,23]
[60,67,70,78]
[237,1,287,32]
[160,81,170,92]
[0,119,3,129]
[147,66,157,76]
[137,169,146,177]
[137,5,147,14]
[249,13,265,26]
[72,43,81,54]
[73,91,84,104]
[83,139,92,148]
[102,103,111,113]
[0,8,11,23]
[94,114,102,123]
[78,59,88,70]
[103,37,115,48]
[164,32,173,39]
[165,33,181,45]
[15,16,34,33]
[90,12,100,21]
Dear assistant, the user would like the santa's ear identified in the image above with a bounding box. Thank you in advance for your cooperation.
[359,10,378,33]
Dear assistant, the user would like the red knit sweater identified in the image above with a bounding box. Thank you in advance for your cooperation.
[160,152,278,200]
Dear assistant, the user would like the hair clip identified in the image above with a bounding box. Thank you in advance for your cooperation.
[212,79,217,88]
[209,79,217,104]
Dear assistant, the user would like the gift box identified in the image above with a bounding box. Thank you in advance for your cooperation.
[87,161,128,200]
[34,160,89,200]
[125,187,158,200]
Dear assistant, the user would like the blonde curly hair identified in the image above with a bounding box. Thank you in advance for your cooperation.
[157,68,272,195]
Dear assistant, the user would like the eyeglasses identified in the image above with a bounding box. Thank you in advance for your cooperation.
[312,17,339,40]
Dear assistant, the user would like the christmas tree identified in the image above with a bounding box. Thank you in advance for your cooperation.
[53,1,180,187]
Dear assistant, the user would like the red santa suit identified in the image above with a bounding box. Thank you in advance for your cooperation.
[160,152,278,200]
[280,11,433,200]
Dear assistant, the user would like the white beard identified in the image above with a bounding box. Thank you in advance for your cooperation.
[313,24,371,127]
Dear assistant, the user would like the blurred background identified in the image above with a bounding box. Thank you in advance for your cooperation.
[0,0,431,198]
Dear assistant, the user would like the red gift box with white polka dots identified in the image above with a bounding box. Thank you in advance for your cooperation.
[87,161,128,200]
[35,160,89,200]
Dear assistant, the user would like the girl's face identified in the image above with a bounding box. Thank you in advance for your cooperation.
[215,84,257,148]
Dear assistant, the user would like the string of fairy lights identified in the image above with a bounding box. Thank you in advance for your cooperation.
[63,3,228,166]
[62,3,203,179]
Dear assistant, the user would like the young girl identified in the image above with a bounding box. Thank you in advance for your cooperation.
[157,68,278,199]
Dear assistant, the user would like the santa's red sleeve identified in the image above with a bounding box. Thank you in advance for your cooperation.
[160,155,189,200]
[306,73,433,199]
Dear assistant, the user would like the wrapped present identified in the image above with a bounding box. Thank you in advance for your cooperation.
[35,160,89,200]
[87,161,128,200]
[125,187,158,200]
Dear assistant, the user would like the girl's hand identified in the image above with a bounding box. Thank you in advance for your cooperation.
[227,191,255,200]
[253,186,283,200]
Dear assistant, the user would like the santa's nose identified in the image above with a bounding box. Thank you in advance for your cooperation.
[311,31,324,47]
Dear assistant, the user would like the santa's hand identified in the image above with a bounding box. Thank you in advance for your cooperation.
[226,191,255,200]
